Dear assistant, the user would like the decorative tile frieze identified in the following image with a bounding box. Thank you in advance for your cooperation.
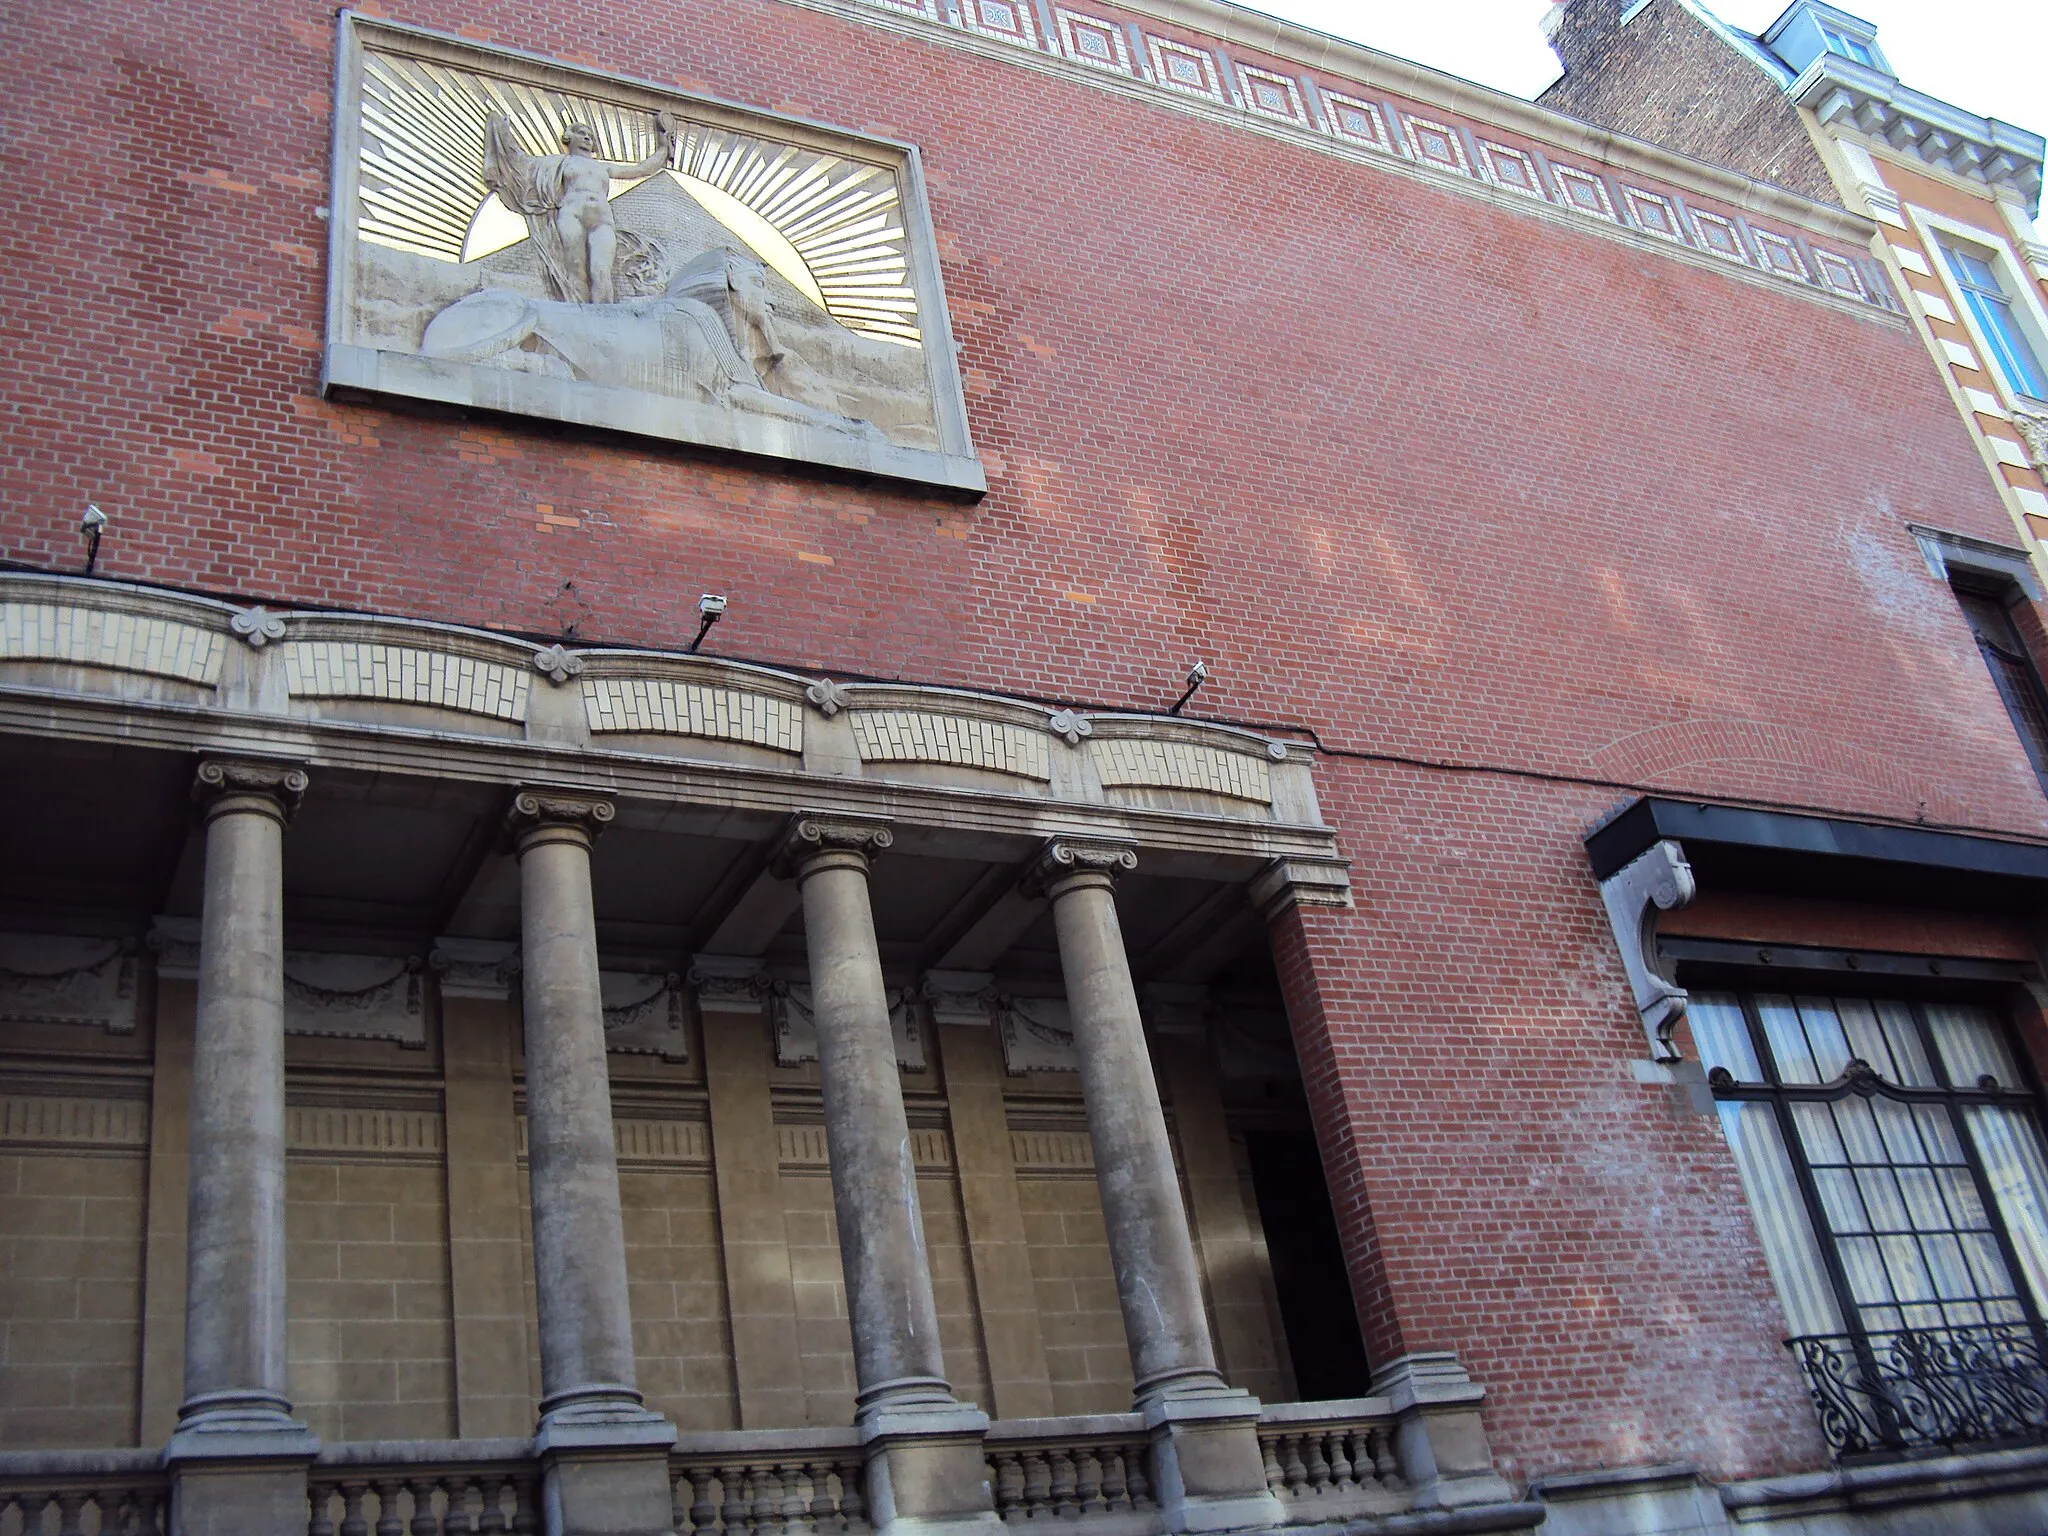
[1320,89,1391,152]
[1621,186,1683,241]
[1552,163,1616,220]
[1752,228,1808,280]
[601,970,690,1061]
[1236,64,1309,128]
[1477,140,1543,199]
[0,935,139,1035]
[0,1094,149,1151]
[849,708,1052,780]
[1689,207,1750,264]
[0,601,224,686]
[282,640,530,722]
[1814,248,1867,300]
[1055,7,1132,73]
[960,0,1037,46]
[583,676,804,753]
[828,0,1891,314]
[613,1117,711,1168]
[1147,35,1225,101]
[1402,114,1470,175]
[771,982,927,1071]
[997,994,1079,1074]
[1092,737,1273,803]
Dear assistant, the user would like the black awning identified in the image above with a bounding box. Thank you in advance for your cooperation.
[1585,797,2048,911]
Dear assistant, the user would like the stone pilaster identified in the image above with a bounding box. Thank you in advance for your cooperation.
[776,813,1000,1536]
[508,789,676,1536]
[1029,838,1283,1535]
[165,759,317,1536]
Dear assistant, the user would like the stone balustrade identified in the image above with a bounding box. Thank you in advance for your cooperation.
[1256,1399,1409,1524]
[669,1428,871,1535]
[304,1440,541,1534]
[983,1416,1158,1528]
[303,1441,540,1536]
[0,1449,169,1536]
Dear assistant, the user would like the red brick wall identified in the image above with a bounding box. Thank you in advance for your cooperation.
[3,0,2044,1482]
[1541,0,1841,205]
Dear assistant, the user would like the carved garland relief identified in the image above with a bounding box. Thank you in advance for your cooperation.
[326,17,983,492]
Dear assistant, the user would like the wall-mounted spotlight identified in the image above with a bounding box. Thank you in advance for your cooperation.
[80,504,107,575]
[690,593,728,653]
[1169,659,1209,716]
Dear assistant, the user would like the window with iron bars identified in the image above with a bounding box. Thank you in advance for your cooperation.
[1692,990,2048,1459]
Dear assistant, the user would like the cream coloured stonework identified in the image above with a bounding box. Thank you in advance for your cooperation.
[849,709,1052,780]
[0,601,223,686]
[584,676,804,752]
[282,640,531,722]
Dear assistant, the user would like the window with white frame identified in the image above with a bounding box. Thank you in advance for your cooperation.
[1820,26,1876,65]
[1941,240,2048,402]
[1692,988,2048,1458]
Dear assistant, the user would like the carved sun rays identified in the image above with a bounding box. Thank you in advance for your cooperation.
[357,50,923,345]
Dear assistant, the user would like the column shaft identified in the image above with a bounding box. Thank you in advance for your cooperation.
[1042,856,1220,1403]
[180,762,305,1428]
[512,793,640,1412]
[785,822,951,1407]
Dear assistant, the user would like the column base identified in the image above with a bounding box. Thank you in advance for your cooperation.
[1140,1386,1287,1535]
[165,1392,319,1536]
[1369,1352,1516,1510]
[860,1396,1004,1536]
[535,1385,679,1536]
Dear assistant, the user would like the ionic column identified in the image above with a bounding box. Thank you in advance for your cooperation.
[508,790,675,1529]
[775,814,999,1536]
[1029,838,1282,1535]
[167,759,316,1536]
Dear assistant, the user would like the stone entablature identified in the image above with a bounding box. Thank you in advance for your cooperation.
[808,0,1896,313]
[0,573,1338,865]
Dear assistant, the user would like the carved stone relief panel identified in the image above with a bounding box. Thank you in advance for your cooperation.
[0,936,139,1035]
[996,995,1079,1075]
[326,16,983,492]
[770,982,926,1071]
[150,920,427,1048]
[601,970,690,1061]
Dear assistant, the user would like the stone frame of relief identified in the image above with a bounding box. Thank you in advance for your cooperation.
[324,14,985,494]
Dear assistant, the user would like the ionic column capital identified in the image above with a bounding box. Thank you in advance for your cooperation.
[1022,836,1138,899]
[506,788,616,854]
[771,812,894,881]
[191,758,308,824]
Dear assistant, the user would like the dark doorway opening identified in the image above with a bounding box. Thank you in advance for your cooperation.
[1244,1130,1371,1401]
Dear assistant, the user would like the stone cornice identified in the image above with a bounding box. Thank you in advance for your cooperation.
[1795,56,2045,207]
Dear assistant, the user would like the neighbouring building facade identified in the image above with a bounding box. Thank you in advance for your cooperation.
[1543,0,2048,584]
[3,2,2048,1535]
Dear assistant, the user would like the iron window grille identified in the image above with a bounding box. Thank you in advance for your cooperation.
[1695,989,2048,1460]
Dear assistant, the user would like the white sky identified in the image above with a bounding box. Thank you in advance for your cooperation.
[1250,1,2047,133]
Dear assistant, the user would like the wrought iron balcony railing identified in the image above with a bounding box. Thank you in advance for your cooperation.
[1788,1323,2048,1459]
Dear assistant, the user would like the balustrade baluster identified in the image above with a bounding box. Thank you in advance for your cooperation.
[407,1475,441,1536]
[509,1475,540,1536]
[53,1492,86,1536]
[339,1479,371,1536]
[134,1490,166,1536]
[988,1453,1023,1521]
[1123,1447,1153,1510]
[1327,1431,1354,1491]
[751,1464,782,1535]
[804,1461,837,1535]
[835,1461,865,1532]
[310,1483,339,1536]
[477,1474,511,1535]
[371,1478,406,1536]
[1099,1450,1128,1514]
[1048,1451,1078,1519]
[1259,1435,1283,1496]
[1304,1433,1331,1494]
[1075,1451,1104,1514]
[774,1463,806,1534]
[685,1468,717,1535]
[1020,1452,1050,1520]
[1369,1427,1400,1488]
[1280,1435,1308,1498]
[717,1465,748,1536]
